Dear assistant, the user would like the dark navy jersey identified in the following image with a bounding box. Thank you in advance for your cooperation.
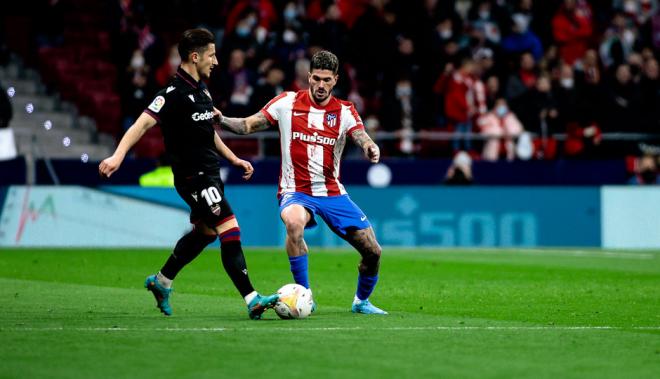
[144,67,220,177]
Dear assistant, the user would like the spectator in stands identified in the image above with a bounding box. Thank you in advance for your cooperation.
[288,58,310,92]
[439,58,486,152]
[217,49,256,117]
[553,63,581,126]
[393,79,418,155]
[552,0,593,65]
[0,84,16,160]
[505,52,538,110]
[250,66,285,114]
[628,154,660,184]
[599,11,639,68]
[502,13,544,61]
[484,74,501,109]
[155,45,181,87]
[477,98,524,161]
[0,85,12,129]
[121,49,156,131]
[517,74,561,158]
[640,57,660,132]
[467,0,505,45]
[444,151,474,185]
[601,64,642,132]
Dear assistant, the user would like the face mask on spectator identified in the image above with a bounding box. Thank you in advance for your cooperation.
[440,29,452,39]
[624,0,638,14]
[255,26,267,44]
[396,85,412,98]
[245,15,257,28]
[169,55,181,68]
[479,10,490,20]
[236,26,251,37]
[283,29,297,44]
[495,105,508,117]
[560,78,574,89]
[131,54,145,70]
[284,8,298,21]
[623,29,636,45]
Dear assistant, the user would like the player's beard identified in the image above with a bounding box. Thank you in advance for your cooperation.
[312,88,330,104]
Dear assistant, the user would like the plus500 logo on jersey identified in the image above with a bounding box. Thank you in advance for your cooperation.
[292,131,336,145]
[192,111,215,121]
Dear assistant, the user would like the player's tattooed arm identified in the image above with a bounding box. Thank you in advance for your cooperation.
[218,109,271,135]
[350,129,380,163]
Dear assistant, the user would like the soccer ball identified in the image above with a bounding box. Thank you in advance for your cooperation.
[273,284,314,319]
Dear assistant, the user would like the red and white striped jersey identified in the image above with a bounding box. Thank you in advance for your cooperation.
[260,90,364,197]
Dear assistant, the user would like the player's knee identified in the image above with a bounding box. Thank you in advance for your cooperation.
[366,247,381,264]
[191,228,218,244]
[284,219,306,240]
[360,243,381,268]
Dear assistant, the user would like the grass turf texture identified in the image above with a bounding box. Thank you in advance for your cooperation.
[0,248,658,379]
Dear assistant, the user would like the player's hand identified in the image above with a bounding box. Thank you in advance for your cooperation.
[99,155,123,178]
[365,144,380,163]
[233,159,254,180]
[213,107,223,122]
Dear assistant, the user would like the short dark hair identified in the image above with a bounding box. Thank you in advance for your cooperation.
[310,50,339,74]
[178,28,215,62]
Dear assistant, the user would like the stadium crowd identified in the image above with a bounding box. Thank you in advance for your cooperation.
[16,0,660,161]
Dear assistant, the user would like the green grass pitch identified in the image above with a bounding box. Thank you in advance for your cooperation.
[0,247,658,378]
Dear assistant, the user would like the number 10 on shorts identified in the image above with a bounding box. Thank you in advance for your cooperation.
[200,186,222,205]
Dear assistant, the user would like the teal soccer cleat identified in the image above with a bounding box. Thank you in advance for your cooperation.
[247,293,279,320]
[351,299,388,315]
[145,274,173,316]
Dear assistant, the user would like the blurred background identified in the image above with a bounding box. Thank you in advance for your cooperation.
[0,0,659,249]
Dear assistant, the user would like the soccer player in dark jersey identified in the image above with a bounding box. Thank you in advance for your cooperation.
[217,51,387,315]
[99,28,278,319]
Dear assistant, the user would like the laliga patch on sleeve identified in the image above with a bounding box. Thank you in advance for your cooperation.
[148,96,166,113]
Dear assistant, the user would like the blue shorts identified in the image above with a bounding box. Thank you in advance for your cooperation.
[278,192,371,236]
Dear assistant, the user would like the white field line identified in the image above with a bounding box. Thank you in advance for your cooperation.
[514,249,655,260]
[3,326,659,332]
[390,248,657,260]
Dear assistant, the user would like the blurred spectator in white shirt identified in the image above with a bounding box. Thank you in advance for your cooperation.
[478,98,524,161]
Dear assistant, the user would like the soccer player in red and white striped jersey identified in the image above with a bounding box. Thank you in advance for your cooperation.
[219,51,387,314]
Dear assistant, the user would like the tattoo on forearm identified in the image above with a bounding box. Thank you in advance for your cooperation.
[220,117,248,134]
[351,129,376,150]
[221,113,271,135]
[250,113,271,133]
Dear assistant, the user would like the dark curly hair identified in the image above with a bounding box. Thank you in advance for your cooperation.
[310,50,339,74]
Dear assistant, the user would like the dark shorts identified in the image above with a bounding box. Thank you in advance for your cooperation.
[174,174,235,227]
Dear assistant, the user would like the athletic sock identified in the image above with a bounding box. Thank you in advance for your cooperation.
[160,229,216,281]
[355,274,379,301]
[244,291,258,305]
[288,254,310,289]
[219,227,255,297]
[156,271,173,289]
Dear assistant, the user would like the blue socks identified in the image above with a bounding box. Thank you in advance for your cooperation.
[356,274,378,301]
[288,254,310,289]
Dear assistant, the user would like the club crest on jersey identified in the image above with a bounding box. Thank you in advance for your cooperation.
[210,204,221,216]
[326,113,337,127]
[148,96,165,113]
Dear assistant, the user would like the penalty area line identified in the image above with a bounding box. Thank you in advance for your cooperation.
[3,326,660,332]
